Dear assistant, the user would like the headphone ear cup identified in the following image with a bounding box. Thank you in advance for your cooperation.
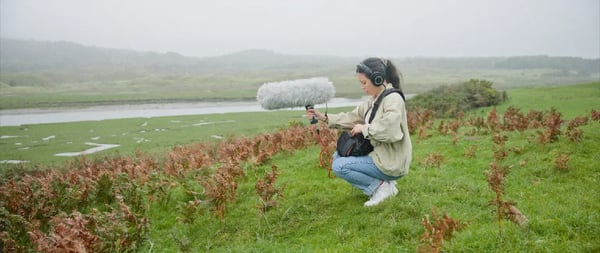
[372,72,384,86]
[358,62,384,86]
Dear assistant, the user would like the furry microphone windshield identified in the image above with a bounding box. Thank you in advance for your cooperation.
[256,77,335,110]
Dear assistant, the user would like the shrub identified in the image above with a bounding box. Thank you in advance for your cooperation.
[408,79,507,118]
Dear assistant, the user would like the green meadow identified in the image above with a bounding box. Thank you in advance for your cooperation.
[0,109,325,166]
[1,82,599,252]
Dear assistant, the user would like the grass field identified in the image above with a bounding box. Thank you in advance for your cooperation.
[1,82,599,252]
[140,83,599,252]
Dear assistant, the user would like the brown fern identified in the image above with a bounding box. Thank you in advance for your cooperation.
[487,107,502,132]
[255,165,285,213]
[449,120,460,145]
[591,109,600,121]
[538,109,564,144]
[421,153,445,169]
[199,164,239,220]
[417,208,466,253]
[463,145,478,158]
[555,153,570,172]
[565,116,588,142]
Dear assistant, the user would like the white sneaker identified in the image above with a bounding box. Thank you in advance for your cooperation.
[390,181,399,195]
[364,181,397,207]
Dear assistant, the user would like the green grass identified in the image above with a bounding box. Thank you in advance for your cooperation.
[140,82,599,252]
[1,82,599,252]
[140,126,599,252]
[495,82,600,118]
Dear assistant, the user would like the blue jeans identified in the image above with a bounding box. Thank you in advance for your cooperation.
[331,152,403,196]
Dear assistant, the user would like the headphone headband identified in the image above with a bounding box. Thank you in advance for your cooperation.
[357,62,372,75]
[357,62,385,86]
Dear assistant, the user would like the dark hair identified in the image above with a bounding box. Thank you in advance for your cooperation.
[356,57,403,91]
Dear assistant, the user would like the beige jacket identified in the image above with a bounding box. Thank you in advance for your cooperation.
[327,87,412,177]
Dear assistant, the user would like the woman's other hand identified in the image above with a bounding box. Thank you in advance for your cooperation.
[351,124,364,136]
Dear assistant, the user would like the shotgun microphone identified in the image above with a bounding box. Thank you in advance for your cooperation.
[256,77,335,110]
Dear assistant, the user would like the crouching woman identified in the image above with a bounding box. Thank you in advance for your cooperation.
[307,57,412,206]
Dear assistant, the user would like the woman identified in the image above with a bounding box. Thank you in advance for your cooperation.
[307,57,412,207]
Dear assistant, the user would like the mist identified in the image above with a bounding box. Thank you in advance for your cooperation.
[1,0,599,58]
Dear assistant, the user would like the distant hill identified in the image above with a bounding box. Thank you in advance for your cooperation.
[0,38,196,72]
[2,38,598,74]
[197,49,357,72]
[0,38,357,74]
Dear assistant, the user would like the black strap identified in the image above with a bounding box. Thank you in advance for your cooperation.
[367,88,405,124]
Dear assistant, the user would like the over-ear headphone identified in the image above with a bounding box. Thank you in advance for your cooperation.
[357,62,385,86]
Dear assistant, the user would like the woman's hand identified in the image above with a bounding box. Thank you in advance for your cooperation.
[351,124,364,136]
[306,108,326,122]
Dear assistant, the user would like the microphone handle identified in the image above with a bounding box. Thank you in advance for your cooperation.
[305,105,318,124]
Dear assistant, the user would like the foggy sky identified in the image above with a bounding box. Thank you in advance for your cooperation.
[1,0,599,58]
